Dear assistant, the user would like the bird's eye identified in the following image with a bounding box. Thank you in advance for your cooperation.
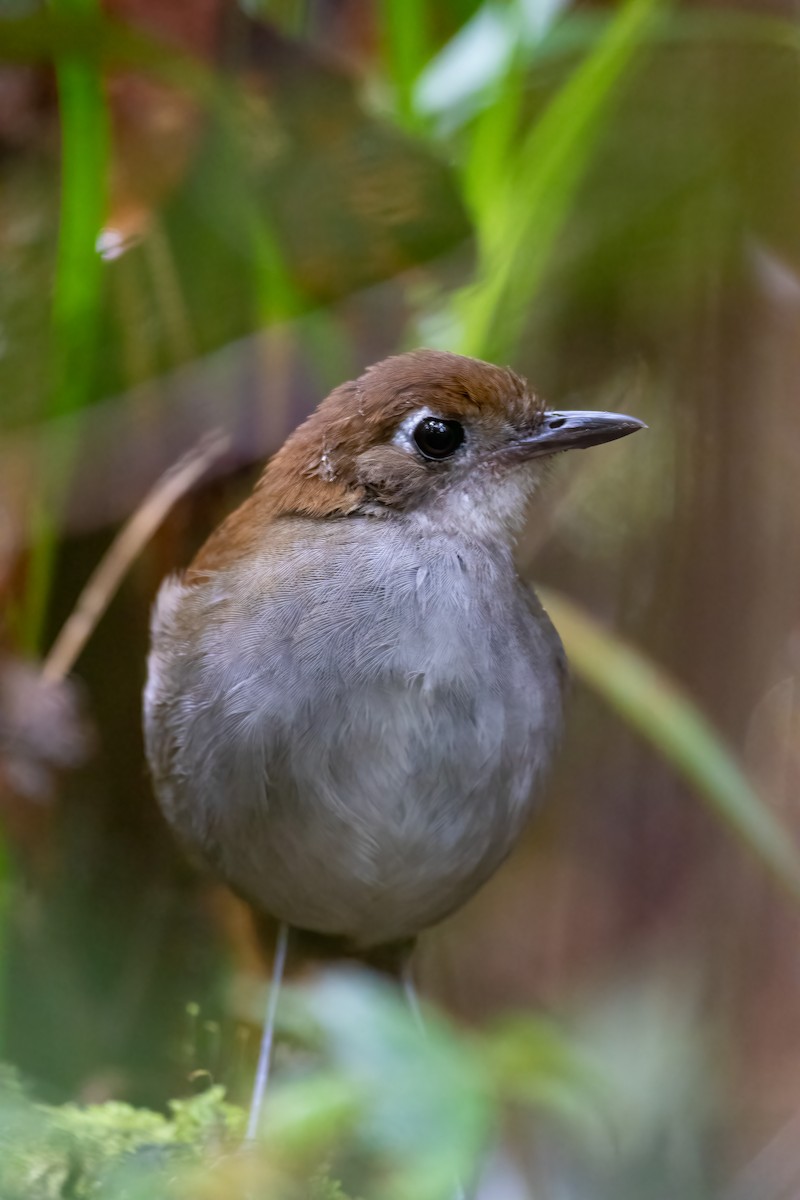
[412,417,465,461]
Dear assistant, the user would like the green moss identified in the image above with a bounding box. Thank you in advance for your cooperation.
[0,1086,229,1198]
[0,1080,353,1199]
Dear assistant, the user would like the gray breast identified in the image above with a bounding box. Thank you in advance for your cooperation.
[144,518,565,948]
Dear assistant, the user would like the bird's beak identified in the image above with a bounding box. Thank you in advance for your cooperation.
[512,409,646,459]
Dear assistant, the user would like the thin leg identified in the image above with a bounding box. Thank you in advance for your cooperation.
[401,957,426,1035]
[246,921,290,1141]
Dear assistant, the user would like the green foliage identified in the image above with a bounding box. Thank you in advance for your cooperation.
[21,0,109,653]
[3,0,794,885]
[453,0,666,362]
[377,0,432,131]
[2,2,800,1194]
[0,969,716,1199]
[0,1083,243,1199]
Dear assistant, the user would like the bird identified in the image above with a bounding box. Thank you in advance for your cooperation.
[143,348,643,1133]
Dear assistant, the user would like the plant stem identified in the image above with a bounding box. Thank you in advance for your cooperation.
[21,0,109,653]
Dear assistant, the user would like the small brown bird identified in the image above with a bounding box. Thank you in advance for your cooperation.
[143,349,643,1131]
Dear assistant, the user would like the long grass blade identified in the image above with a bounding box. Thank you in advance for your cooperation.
[458,0,665,363]
[21,0,109,652]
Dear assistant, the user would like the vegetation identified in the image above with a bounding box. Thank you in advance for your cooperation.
[1,0,800,1195]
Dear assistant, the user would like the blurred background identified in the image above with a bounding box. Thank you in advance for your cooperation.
[2,0,800,1196]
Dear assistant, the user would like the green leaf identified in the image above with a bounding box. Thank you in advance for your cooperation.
[378,0,432,131]
[295,970,492,1199]
[21,0,109,652]
[483,1013,603,1138]
[457,0,666,362]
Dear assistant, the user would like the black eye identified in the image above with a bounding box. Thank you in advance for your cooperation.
[412,417,465,461]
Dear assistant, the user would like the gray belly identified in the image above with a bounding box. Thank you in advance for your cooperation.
[145,530,565,947]
[212,678,553,946]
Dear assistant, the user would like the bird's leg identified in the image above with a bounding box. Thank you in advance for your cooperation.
[401,955,426,1035]
[245,921,290,1141]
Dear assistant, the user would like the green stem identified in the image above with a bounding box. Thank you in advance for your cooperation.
[458,0,664,363]
[378,0,430,132]
[21,0,109,653]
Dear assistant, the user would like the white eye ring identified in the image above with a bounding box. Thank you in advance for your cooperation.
[393,406,436,453]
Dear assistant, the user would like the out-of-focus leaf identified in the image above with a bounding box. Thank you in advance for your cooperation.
[483,1013,603,1137]
[208,22,472,304]
[456,0,664,363]
[22,0,110,653]
[295,970,492,1200]
[378,0,432,130]
[0,10,210,83]
[4,7,472,654]
[266,973,611,1196]
[416,3,513,120]
[260,1072,362,1157]
[540,587,800,902]
[416,0,570,123]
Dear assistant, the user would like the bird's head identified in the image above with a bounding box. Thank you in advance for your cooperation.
[258,349,644,533]
[190,350,644,574]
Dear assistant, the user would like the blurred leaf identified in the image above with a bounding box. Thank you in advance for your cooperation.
[220,23,472,304]
[261,1072,363,1157]
[378,0,432,130]
[265,974,613,1197]
[416,0,570,124]
[50,19,108,418]
[455,0,665,363]
[4,9,472,657]
[0,10,210,85]
[21,0,110,654]
[295,970,492,1199]
[540,587,800,903]
[483,1013,603,1137]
